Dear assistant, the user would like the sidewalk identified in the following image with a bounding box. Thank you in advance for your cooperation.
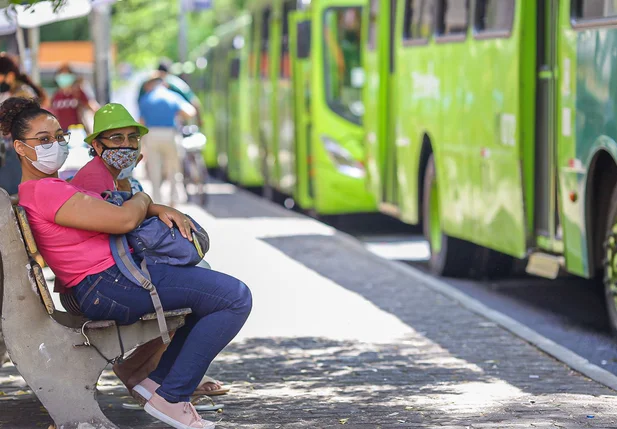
[1,182,616,428]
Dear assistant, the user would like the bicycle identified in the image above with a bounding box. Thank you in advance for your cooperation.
[180,125,208,206]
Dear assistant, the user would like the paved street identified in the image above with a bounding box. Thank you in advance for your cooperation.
[1,182,617,428]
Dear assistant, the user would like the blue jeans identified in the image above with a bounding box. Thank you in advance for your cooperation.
[73,262,252,402]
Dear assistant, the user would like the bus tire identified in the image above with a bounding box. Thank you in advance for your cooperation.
[602,183,617,334]
[470,247,514,279]
[422,154,474,277]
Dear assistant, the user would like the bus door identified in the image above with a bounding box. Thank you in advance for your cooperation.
[363,0,384,204]
[383,0,399,209]
[258,7,275,190]
[227,49,242,182]
[535,0,561,250]
[364,0,398,214]
[290,9,315,208]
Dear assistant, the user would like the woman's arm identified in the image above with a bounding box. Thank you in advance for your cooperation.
[55,191,151,234]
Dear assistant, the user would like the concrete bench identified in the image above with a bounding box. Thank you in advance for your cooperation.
[0,189,191,429]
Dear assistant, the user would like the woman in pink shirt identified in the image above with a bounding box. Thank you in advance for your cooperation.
[6,97,251,429]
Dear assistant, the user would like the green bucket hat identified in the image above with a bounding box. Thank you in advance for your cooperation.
[84,103,149,144]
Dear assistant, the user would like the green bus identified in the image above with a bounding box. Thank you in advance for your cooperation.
[363,0,617,330]
[199,0,376,215]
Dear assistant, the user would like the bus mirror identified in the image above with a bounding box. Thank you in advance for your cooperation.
[297,21,311,59]
[351,67,365,88]
[230,58,240,79]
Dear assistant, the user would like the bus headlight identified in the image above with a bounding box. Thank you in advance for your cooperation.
[321,136,365,179]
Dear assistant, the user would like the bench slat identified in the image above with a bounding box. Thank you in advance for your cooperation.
[15,206,38,256]
[141,308,192,321]
[84,308,192,330]
[32,263,54,315]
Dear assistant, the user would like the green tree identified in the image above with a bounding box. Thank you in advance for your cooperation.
[112,0,249,68]
[3,0,249,67]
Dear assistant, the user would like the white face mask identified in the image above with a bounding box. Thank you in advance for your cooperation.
[21,141,69,175]
[117,161,136,180]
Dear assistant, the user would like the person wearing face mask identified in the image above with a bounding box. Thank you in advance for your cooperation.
[69,103,231,401]
[50,63,99,133]
[0,53,49,196]
[70,103,146,195]
[7,96,251,429]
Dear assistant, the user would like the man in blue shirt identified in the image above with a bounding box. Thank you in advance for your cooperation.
[139,77,196,206]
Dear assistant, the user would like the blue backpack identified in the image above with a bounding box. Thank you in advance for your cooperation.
[102,191,210,343]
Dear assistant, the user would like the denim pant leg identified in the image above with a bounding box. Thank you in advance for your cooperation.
[73,263,252,403]
[73,265,155,324]
[145,264,252,403]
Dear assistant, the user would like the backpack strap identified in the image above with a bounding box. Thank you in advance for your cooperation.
[110,234,171,345]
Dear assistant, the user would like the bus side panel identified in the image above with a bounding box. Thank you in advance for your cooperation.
[246,15,265,187]
[259,8,276,187]
[227,63,242,182]
[565,25,617,277]
[238,23,264,187]
[395,23,433,226]
[464,5,526,257]
[554,2,587,276]
[278,79,296,194]
[435,38,477,243]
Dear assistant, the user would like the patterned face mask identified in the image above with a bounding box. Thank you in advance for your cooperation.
[99,143,139,170]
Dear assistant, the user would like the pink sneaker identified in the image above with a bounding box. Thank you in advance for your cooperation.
[132,378,160,404]
[144,393,215,429]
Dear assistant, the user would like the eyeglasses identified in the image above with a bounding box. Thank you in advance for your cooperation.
[21,133,71,149]
[98,134,141,146]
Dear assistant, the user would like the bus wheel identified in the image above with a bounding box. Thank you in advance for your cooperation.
[603,186,617,333]
[422,154,474,277]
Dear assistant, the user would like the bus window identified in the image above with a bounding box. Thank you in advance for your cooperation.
[280,1,294,79]
[323,7,364,124]
[403,0,435,41]
[368,0,379,50]
[437,0,469,36]
[573,0,617,20]
[261,8,271,79]
[475,0,515,33]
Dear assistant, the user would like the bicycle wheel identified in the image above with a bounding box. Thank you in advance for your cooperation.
[183,152,208,206]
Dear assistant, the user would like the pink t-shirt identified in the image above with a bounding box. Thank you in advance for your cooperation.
[70,156,115,195]
[18,178,116,288]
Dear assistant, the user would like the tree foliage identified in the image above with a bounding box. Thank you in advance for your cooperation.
[1,0,249,67]
[112,0,249,68]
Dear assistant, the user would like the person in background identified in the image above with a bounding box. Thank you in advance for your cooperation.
[0,52,49,194]
[138,60,203,128]
[50,63,99,132]
[139,77,196,206]
[0,53,48,107]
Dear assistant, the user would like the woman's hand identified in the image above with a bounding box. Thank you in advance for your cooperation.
[149,204,196,241]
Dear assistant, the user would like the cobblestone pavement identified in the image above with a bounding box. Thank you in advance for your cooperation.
[1,183,616,428]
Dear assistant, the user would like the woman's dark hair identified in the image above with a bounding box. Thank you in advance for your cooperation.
[55,62,75,76]
[0,97,56,139]
[0,53,47,103]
